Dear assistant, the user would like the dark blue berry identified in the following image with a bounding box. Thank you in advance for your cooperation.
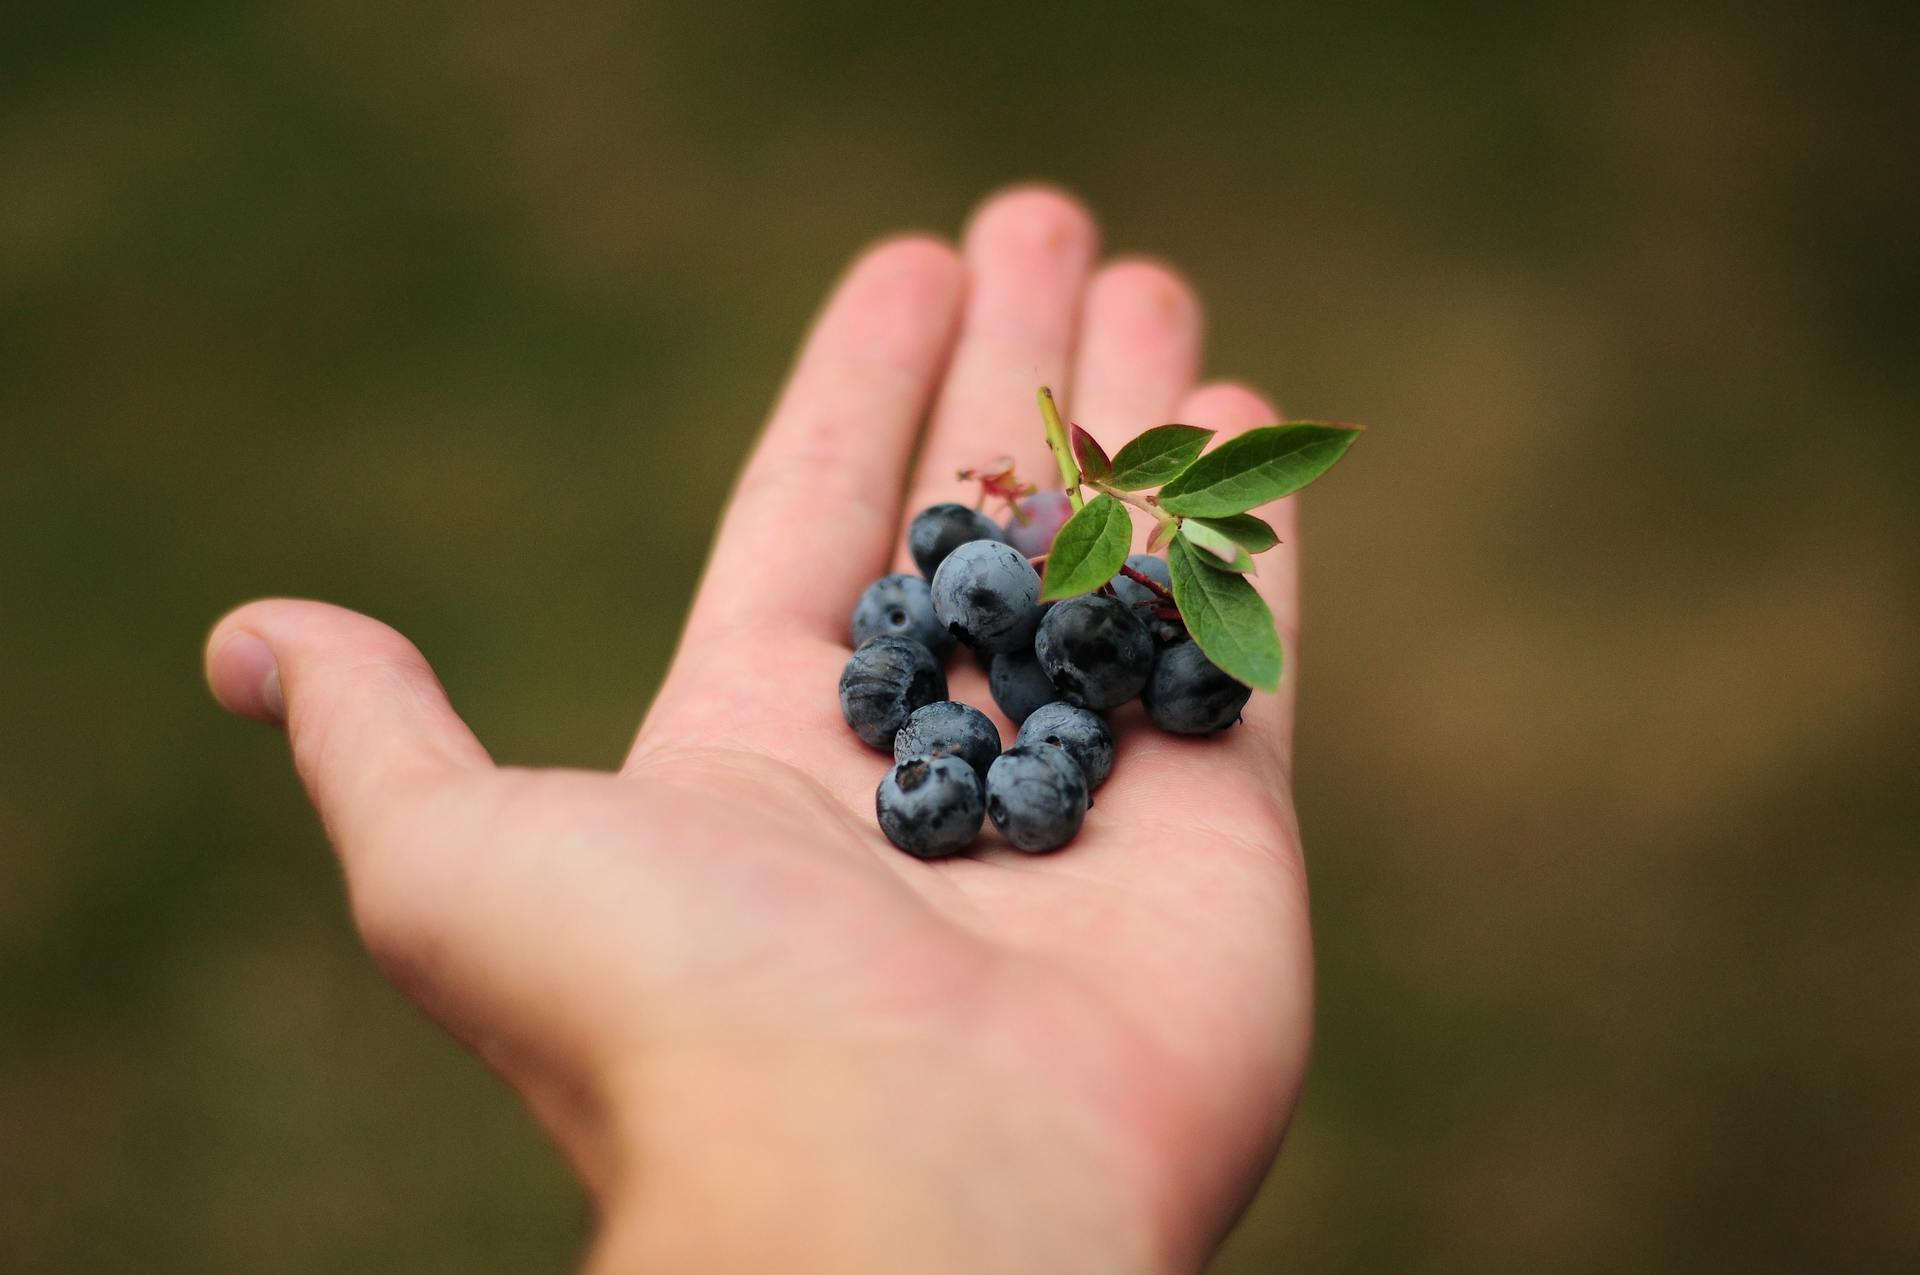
[908,503,1007,579]
[1015,702,1114,790]
[839,635,946,749]
[851,573,954,656]
[1034,594,1153,710]
[1141,640,1252,734]
[876,755,985,858]
[930,540,1043,655]
[988,649,1059,725]
[984,745,1088,853]
[894,701,1001,779]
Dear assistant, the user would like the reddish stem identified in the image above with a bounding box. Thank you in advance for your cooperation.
[1117,563,1176,604]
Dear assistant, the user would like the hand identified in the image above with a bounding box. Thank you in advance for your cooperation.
[205,187,1313,1274]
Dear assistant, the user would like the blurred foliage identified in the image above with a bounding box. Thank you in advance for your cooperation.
[3,0,1916,1270]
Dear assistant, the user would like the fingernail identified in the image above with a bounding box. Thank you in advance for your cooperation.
[219,631,285,724]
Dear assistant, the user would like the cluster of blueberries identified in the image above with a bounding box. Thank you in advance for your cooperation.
[839,497,1254,859]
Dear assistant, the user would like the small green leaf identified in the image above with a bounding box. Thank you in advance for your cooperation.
[1041,494,1132,600]
[1168,536,1282,691]
[1106,424,1214,490]
[1186,512,1279,553]
[1070,423,1112,482]
[1145,516,1177,554]
[1157,423,1360,517]
[1177,521,1254,572]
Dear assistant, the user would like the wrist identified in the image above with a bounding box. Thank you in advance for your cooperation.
[584,1038,1172,1275]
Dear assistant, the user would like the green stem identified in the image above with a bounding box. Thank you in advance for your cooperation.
[1098,482,1180,537]
[1037,387,1083,510]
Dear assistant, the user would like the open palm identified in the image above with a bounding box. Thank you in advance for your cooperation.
[208,188,1314,1274]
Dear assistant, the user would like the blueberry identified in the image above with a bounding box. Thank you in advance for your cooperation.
[909,503,1007,579]
[1015,702,1114,790]
[1002,489,1075,557]
[930,540,1044,655]
[1142,640,1253,734]
[1109,553,1183,645]
[876,754,985,859]
[984,745,1088,853]
[1034,594,1153,710]
[851,573,954,657]
[839,635,946,749]
[988,649,1059,725]
[894,701,1001,780]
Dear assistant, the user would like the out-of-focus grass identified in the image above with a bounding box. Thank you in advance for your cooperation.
[3,1,1916,1270]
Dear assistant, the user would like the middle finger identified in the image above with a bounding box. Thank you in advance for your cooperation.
[897,186,1100,548]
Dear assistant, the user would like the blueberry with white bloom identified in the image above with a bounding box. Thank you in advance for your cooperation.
[876,755,985,858]
[1015,702,1114,791]
[1141,640,1252,735]
[984,745,1088,853]
[1034,594,1153,710]
[988,650,1058,725]
[894,701,1001,780]
[931,540,1044,655]
[908,503,1006,579]
[839,635,946,749]
[851,573,953,656]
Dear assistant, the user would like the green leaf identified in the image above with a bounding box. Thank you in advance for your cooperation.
[1186,512,1279,553]
[1157,423,1360,517]
[1041,494,1132,600]
[1177,521,1254,572]
[1168,536,1282,691]
[1106,424,1214,490]
[1070,423,1112,482]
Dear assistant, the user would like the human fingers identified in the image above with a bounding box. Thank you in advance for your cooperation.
[687,236,966,642]
[1068,257,1204,495]
[897,186,1099,545]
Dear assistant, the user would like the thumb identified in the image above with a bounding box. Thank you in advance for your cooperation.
[204,604,617,1176]
[205,600,490,841]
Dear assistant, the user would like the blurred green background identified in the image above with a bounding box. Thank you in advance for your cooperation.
[4,0,1916,1270]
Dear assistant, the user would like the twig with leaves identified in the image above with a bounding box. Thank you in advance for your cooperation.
[1033,386,1360,692]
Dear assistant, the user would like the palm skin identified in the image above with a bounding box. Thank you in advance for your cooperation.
[207,187,1315,1274]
